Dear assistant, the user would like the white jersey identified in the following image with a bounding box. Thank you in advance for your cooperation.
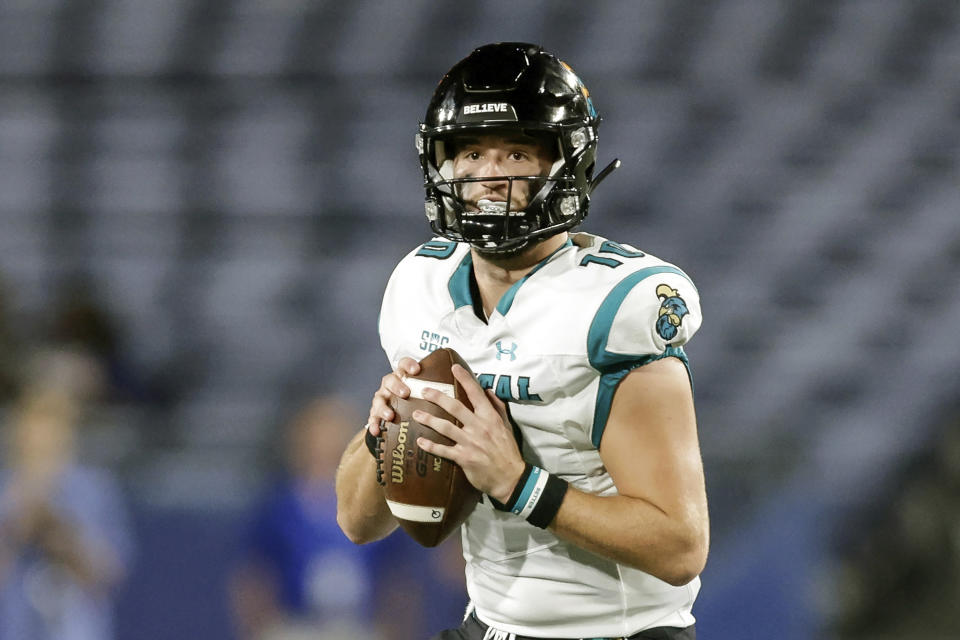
[379,232,703,638]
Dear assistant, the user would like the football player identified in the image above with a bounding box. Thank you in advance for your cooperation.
[337,43,708,640]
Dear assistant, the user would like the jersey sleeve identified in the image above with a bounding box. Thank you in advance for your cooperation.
[586,264,702,447]
[588,266,701,368]
[378,239,463,368]
[378,252,415,369]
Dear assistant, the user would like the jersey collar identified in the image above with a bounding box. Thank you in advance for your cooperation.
[447,239,573,318]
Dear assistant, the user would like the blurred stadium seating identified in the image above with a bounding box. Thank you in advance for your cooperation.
[0,1,958,638]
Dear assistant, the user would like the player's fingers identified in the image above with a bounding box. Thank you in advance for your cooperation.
[380,372,411,400]
[371,393,395,423]
[366,418,384,436]
[367,405,393,428]
[485,388,508,413]
[483,389,513,426]
[420,387,473,426]
[452,364,498,418]
[411,410,462,443]
[397,357,421,377]
[370,401,395,426]
[366,415,384,436]
[416,437,457,464]
[370,385,395,419]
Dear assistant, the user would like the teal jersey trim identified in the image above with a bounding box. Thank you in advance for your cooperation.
[446,239,573,315]
[511,466,543,515]
[447,251,474,309]
[416,240,458,259]
[591,346,691,448]
[495,239,573,316]
[586,264,696,449]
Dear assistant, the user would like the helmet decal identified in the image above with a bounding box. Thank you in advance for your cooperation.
[561,60,598,118]
[459,102,518,122]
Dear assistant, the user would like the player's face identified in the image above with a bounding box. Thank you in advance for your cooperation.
[450,134,555,212]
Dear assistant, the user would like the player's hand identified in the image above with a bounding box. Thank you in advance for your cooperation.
[367,357,421,436]
[413,364,526,502]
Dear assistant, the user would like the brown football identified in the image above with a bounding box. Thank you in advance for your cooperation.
[378,348,481,547]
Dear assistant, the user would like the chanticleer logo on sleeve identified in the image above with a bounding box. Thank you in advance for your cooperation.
[655,284,689,341]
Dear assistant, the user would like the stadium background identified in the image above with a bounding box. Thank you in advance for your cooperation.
[1,1,959,638]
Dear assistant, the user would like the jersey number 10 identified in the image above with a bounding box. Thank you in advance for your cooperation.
[579,241,646,269]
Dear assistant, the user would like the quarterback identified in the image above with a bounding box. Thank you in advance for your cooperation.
[336,43,708,640]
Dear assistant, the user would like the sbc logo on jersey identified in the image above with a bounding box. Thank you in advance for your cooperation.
[655,284,689,341]
[419,330,450,352]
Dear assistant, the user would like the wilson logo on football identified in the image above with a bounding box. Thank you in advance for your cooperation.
[391,421,409,484]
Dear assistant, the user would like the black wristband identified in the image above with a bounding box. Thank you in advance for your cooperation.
[526,473,569,529]
[489,463,533,512]
[488,463,569,529]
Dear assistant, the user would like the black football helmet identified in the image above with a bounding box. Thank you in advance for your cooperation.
[417,42,619,254]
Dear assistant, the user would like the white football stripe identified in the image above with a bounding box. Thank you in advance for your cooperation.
[404,378,455,400]
[386,500,446,522]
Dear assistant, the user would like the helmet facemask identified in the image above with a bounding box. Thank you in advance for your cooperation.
[420,127,594,255]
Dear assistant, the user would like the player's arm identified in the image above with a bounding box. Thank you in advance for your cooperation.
[335,358,421,544]
[334,431,396,544]
[416,358,708,586]
[551,356,709,586]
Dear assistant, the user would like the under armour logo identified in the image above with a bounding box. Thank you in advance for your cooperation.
[482,626,516,640]
[495,341,518,361]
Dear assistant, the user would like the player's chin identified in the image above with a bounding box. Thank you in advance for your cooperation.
[472,241,531,260]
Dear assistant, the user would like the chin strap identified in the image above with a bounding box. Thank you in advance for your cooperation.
[588,158,621,194]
